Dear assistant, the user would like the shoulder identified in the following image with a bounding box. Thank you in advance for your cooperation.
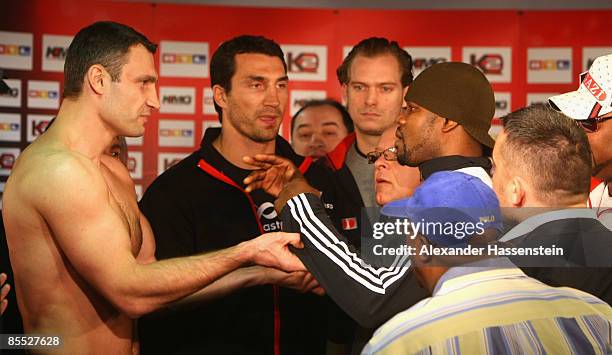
[12,147,109,215]
[19,145,102,189]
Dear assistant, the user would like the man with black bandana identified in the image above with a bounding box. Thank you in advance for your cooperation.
[395,61,495,186]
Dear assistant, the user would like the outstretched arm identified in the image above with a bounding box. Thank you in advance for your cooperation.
[32,155,305,319]
[161,266,322,313]
[244,154,427,328]
[281,193,427,328]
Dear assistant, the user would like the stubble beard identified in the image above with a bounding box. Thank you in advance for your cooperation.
[228,104,280,143]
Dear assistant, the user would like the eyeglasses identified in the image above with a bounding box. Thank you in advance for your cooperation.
[578,115,612,133]
[366,147,398,164]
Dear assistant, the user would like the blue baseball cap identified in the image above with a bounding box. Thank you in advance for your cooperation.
[380,171,503,247]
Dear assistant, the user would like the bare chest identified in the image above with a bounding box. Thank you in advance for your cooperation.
[100,166,142,256]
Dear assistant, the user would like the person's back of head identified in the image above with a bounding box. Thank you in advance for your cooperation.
[63,21,157,100]
[498,104,592,207]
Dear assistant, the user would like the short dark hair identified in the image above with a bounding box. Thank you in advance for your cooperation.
[63,21,157,99]
[210,35,286,122]
[291,99,354,135]
[500,104,592,204]
[337,37,413,87]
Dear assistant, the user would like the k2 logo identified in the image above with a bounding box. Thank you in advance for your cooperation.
[287,52,319,73]
[470,54,503,74]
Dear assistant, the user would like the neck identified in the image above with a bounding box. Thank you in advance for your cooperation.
[354,129,381,154]
[213,125,276,169]
[49,98,116,162]
[438,132,483,158]
[416,265,448,295]
[513,200,587,223]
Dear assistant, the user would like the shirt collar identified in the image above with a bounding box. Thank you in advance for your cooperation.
[432,257,519,296]
[419,155,492,181]
[499,208,598,242]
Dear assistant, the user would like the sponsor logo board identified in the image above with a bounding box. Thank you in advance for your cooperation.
[27,80,60,109]
[160,40,209,78]
[27,114,53,142]
[159,86,196,114]
[404,47,451,76]
[0,148,20,176]
[0,113,21,142]
[42,34,72,72]
[462,47,512,83]
[0,79,22,108]
[157,152,188,175]
[127,151,143,179]
[0,31,33,70]
[158,119,195,147]
[290,90,326,116]
[527,47,572,84]
[494,92,511,118]
[281,45,327,81]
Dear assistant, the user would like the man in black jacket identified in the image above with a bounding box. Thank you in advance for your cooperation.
[138,35,334,355]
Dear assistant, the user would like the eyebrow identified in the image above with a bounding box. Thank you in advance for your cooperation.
[350,81,398,86]
[136,75,158,83]
[322,122,340,127]
[245,75,289,83]
[246,75,266,82]
[296,123,313,130]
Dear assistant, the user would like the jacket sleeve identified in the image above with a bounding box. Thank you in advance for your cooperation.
[282,193,428,328]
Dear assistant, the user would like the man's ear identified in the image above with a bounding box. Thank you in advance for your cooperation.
[441,118,460,133]
[341,83,348,106]
[213,84,228,111]
[86,64,107,95]
[415,234,433,265]
[508,176,526,207]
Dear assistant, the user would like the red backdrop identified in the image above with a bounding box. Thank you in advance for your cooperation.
[1,1,611,194]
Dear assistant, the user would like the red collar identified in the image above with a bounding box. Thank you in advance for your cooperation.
[325,133,356,171]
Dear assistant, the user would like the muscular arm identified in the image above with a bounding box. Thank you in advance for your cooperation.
[282,193,427,328]
[160,266,320,312]
[31,155,304,319]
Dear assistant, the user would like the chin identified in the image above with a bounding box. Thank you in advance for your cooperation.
[125,127,145,138]
[376,191,392,206]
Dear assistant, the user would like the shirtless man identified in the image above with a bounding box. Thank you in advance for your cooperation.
[2,21,305,354]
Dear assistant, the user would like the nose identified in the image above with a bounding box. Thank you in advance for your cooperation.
[398,115,406,126]
[374,155,388,169]
[308,133,325,149]
[147,85,160,111]
[365,87,378,106]
[263,84,280,107]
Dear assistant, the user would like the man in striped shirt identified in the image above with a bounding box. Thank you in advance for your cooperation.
[362,171,612,354]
